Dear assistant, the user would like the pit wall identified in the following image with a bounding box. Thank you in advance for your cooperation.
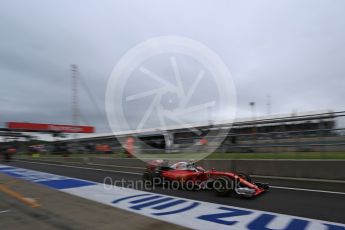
[17,156,345,180]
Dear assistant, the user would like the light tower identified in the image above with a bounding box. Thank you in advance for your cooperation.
[249,101,256,135]
[266,94,271,116]
[249,102,256,121]
[71,64,80,127]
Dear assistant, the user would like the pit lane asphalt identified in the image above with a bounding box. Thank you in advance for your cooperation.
[3,160,345,224]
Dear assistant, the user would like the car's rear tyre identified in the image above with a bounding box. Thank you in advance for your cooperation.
[142,171,154,187]
[162,178,174,189]
[213,176,233,197]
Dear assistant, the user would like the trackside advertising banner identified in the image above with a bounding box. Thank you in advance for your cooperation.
[7,122,95,133]
[0,165,344,230]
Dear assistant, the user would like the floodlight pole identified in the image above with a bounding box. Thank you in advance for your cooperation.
[249,102,256,135]
[71,64,80,141]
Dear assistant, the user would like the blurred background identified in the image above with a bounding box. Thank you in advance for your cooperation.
[1,0,345,160]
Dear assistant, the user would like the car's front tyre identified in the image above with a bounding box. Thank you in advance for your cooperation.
[213,176,233,197]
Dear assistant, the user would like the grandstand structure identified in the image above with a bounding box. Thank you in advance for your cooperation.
[53,110,345,154]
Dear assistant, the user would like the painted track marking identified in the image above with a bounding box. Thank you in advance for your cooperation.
[13,160,345,195]
[0,209,11,214]
[1,164,344,229]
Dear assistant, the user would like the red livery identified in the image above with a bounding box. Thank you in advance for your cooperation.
[143,160,269,197]
[7,122,95,133]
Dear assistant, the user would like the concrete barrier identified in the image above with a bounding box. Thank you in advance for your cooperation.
[88,158,345,180]
[17,156,345,180]
[198,159,345,180]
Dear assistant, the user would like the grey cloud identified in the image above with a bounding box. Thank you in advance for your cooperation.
[0,0,344,135]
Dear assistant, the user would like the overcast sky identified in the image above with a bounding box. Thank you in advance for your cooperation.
[1,0,344,134]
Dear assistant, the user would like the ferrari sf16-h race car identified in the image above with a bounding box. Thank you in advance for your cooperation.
[143,160,269,198]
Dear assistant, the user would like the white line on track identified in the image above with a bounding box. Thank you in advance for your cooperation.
[15,160,142,175]
[14,160,345,196]
[19,160,345,183]
[0,210,11,214]
[252,175,345,184]
[88,163,144,169]
[269,186,345,195]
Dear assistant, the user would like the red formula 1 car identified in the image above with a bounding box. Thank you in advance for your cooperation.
[143,160,269,198]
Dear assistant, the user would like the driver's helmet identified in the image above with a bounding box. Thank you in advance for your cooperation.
[171,162,188,170]
[186,162,196,170]
[171,162,195,170]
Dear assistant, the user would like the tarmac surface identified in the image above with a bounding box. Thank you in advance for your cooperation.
[2,160,345,225]
[0,173,186,230]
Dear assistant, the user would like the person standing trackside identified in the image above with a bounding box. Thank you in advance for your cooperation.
[5,146,16,162]
[0,144,4,162]
[0,144,8,162]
